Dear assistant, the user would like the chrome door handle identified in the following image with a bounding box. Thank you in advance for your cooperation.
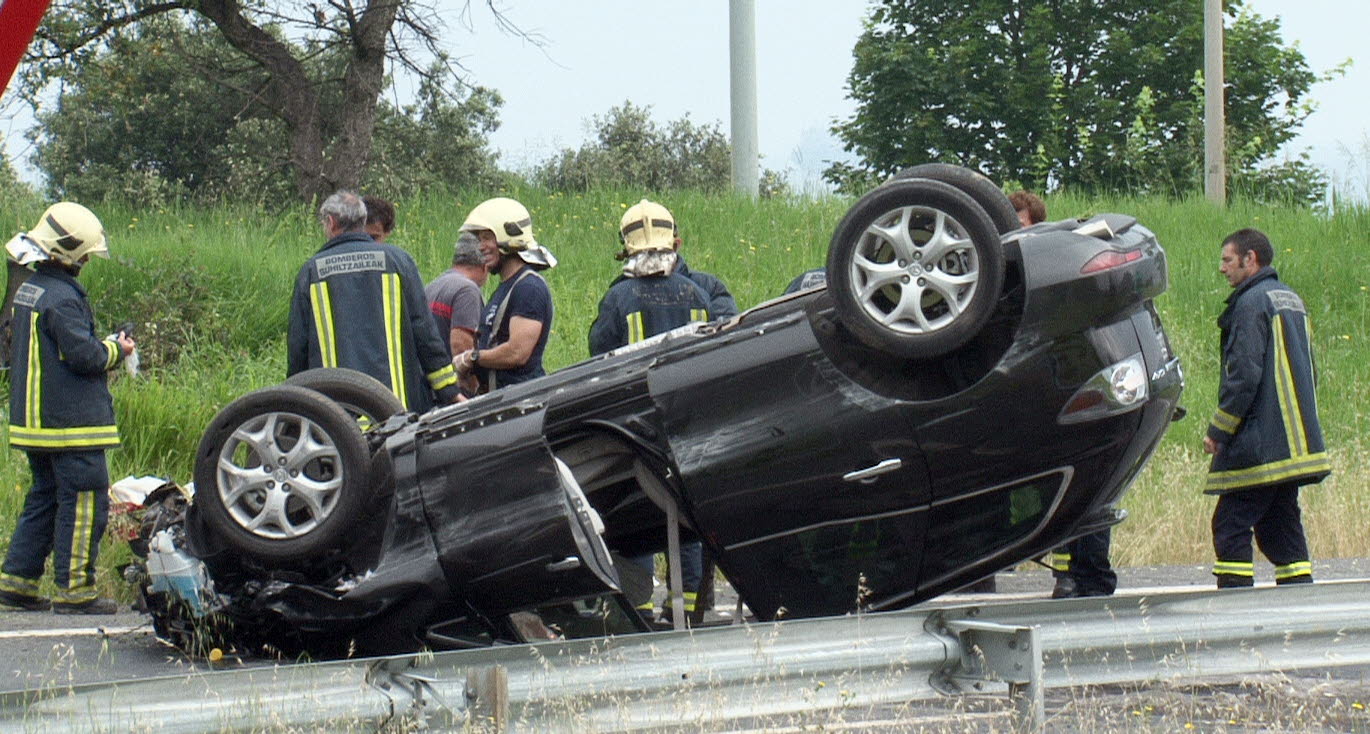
[546,556,582,573]
[843,458,903,484]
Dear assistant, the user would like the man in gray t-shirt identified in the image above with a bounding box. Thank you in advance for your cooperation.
[426,232,489,360]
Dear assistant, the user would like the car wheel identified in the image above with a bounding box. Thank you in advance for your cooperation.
[284,367,404,430]
[193,384,371,565]
[826,178,1005,359]
[888,163,1021,234]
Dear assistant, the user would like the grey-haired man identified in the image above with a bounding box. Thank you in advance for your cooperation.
[287,190,460,412]
[427,231,489,360]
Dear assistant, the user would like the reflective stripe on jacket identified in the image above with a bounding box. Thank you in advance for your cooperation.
[287,232,459,412]
[1205,267,1329,494]
[588,272,713,356]
[7,263,121,450]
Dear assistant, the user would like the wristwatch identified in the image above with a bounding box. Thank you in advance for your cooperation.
[469,348,481,367]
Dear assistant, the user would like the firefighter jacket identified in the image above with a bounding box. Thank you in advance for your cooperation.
[288,232,459,412]
[588,272,713,356]
[1205,267,1329,494]
[674,258,738,320]
[7,262,122,451]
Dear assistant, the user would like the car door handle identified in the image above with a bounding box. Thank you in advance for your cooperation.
[546,556,582,573]
[843,458,903,484]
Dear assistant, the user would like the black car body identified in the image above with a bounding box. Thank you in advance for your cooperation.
[133,174,1183,655]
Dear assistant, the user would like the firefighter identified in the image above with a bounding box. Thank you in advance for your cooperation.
[589,199,713,624]
[1,203,134,614]
[1204,227,1329,587]
[287,190,460,411]
[454,197,557,392]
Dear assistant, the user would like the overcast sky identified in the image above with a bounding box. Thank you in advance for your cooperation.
[457,0,1367,195]
[4,0,1365,195]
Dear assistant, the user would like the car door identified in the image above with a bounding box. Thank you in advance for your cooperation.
[412,403,620,613]
[649,311,934,619]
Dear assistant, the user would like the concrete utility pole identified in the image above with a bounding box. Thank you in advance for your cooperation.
[729,0,759,198]
[1204,0,1226,205]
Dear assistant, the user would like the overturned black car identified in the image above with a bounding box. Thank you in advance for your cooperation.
[131,166,1184,656]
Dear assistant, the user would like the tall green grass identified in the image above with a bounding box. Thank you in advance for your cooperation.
[0,189,1366,596]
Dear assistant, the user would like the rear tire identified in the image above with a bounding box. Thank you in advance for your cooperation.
[826,178,1005,359]
[888,163,1020,235]
[193,385,371,565]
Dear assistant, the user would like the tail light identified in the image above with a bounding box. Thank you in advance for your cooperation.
[1080,248,1142,274]
[1058,353,1148,424]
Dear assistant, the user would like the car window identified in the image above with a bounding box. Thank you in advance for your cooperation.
[920,470,1070,585]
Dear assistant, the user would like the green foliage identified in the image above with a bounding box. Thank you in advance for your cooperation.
[365,70,506,199]
[0,154,40,210]
[533,102,790,198]
[29,15,284,206]
[534,102,731,192]
[26,16,503,206]
[828,1,1334,203]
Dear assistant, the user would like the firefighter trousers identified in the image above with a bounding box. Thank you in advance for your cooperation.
[0,450,110,604]
[1211,481,1312,587]
[1051,528,1116,596]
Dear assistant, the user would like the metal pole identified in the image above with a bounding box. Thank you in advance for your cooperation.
[729,0,759,198]
[1203,0,1226,205]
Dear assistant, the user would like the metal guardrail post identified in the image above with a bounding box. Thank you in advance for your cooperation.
[926,612,1045,729]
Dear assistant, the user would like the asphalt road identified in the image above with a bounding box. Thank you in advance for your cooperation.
[5,557,1370,694]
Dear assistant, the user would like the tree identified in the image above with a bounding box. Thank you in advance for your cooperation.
[828,0,1335,202]
[21,0,511,202]
[26,16,501,205]
[535,101,788,196]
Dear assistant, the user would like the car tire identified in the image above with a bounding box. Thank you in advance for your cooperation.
[888,163,1021,234]
[193,384,371,565]
[826,177,1005,359]
[284,367,405,429]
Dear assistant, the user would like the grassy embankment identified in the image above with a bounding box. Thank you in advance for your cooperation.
[0,189,1366,597]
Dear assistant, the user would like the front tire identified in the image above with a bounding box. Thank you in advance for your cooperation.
[826,178,1005,359]
[193,385,371,565]
[285,368,405,430]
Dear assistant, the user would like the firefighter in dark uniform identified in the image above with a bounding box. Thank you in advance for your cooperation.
[589,199,713,624]
[453,197,558,392]
[1204,227,1329,587]
[1,203,134,614]
[288,190,459,411]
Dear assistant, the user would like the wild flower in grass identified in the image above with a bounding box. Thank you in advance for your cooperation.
[1354,701,1365,710]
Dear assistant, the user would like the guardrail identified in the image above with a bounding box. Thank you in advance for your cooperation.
[4,581,1370,732]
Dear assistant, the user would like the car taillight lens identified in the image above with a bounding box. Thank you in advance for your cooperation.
[1058,353,1149,424]
[1080,248,1142,274]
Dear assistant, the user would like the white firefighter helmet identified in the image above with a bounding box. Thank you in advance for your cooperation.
[459,197,557,268]
[619,199,677,254]
[27,202,108,266]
